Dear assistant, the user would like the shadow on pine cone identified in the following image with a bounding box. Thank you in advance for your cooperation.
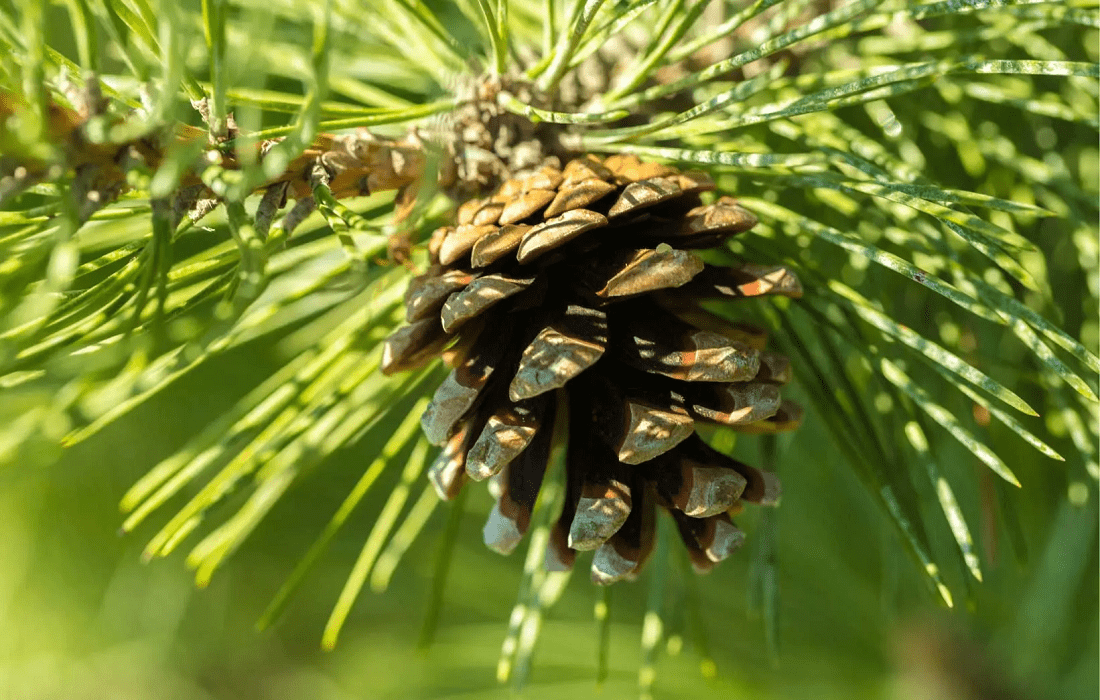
[383,153,804,583]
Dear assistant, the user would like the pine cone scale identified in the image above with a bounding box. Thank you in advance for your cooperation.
[595,247,706,299]
[466,399,545,482]
[440,273,535,332]
[500,188,556,225]
[470,224,530,267]
[688,382,783,426]
[484,410,557,554]
[544,178,617,217]
[515,209,607,263]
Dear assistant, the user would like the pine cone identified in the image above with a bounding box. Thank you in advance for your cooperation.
[382,154,803,584]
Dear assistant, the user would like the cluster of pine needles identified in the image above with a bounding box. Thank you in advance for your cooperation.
[0,0,1097,694]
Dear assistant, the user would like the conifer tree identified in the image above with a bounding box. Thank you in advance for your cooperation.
[1,0,1096,696]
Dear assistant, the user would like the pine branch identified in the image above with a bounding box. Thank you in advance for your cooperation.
[1,0,1096,695]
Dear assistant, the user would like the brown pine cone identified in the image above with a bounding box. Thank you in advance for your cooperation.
[382,154,803,584]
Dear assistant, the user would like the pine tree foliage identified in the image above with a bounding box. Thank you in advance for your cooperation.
[0,0,1097,693]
